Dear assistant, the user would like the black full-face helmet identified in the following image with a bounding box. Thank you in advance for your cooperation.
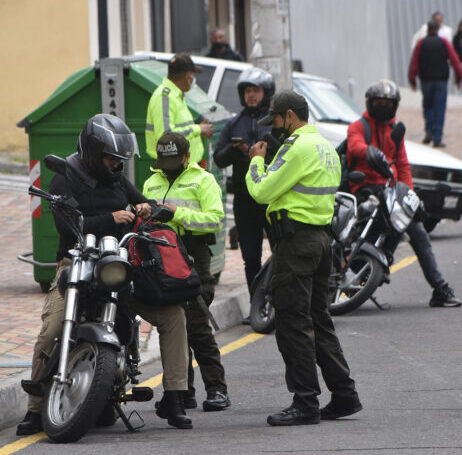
[237,67,275,109]
[365,79,401,122]
[77,114,139,183]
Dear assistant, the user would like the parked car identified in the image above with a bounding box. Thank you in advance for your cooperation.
[139,52,462,232]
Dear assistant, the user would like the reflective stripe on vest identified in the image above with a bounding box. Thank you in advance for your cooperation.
[183,219,224,230]
[291,184,338,195]
[164,198,201,210]
[146,123,154,131]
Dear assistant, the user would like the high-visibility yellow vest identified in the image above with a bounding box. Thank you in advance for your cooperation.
[145,77,204,163]
[143,163,224,236]
[246,124,341,225]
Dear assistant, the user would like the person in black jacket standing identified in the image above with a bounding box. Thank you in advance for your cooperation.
[214,68,275,323]
[17,114,192,436]
[409,21,462,147]
[206,29,243,61]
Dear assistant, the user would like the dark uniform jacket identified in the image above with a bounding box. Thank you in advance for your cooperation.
[206,44,243,61]
[213,108,271,195]
[49,153,147,261]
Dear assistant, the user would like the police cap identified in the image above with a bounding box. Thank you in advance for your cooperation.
[156,132,190,170]
[258,90,308,126]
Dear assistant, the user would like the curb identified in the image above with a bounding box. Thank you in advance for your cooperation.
[0,286,249,431]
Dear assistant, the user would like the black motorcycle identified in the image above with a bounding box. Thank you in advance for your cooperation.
[249,161,420,331]
[22,155,174,443]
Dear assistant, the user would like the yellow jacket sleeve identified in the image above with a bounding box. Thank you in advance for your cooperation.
[172,175,224,234]
[245,145,305,205]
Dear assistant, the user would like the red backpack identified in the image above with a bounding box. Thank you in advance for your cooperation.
[128,218,202,305]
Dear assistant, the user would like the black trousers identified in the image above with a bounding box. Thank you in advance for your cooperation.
[272,226,358,412]
[233,192,272,292]
[356,186,444,289]
[182,236,227,396]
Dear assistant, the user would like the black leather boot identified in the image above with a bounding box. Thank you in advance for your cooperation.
[16,411,42,436]
[156,391,193,429]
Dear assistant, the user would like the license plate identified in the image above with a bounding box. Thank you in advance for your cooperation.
[443,195,458,209]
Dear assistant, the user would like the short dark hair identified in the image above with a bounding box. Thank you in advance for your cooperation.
[291,106,309,122]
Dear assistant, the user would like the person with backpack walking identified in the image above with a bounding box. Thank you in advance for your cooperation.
[409,21,462,147]
[346,79,461,308]
[143,132,231,413]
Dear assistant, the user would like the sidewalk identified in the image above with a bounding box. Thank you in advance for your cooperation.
[0,184,270,430]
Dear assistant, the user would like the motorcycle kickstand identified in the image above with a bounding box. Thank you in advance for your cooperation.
[113,402,145,432]
[370,295,391,311]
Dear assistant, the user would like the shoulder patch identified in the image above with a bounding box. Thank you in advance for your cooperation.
[283,134,299,145]
[162,87,170,95]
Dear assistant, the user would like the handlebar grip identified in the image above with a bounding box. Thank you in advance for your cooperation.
[28,185,57,202]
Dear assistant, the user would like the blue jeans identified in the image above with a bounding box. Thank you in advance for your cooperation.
[421,80,448,145]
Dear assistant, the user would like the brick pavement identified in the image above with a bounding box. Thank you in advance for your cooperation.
[0,187,268,381]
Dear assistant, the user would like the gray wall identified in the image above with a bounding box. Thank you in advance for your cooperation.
[289,0,462,105]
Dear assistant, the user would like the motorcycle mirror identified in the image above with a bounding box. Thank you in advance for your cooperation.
[348,171,366,184]
[44,155,67,175]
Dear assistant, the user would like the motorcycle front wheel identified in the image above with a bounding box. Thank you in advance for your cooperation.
[250,274,275,334]
[329,252,384,316]
[43,341,117,443]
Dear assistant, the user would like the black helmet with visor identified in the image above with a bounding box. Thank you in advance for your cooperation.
[365,79,401,122]
[78,114,139,183]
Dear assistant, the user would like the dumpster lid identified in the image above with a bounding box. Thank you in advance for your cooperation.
[17,66,96,128]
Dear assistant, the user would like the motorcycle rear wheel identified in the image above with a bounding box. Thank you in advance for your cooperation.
[250,274,275,334]
[329,253,384,316]
[43,341,117,443]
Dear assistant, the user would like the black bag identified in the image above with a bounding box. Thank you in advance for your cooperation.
[128,218,202,305]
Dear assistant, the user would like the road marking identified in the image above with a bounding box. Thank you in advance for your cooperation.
[0,433,47,455]
[1,332,265,454]
[134,332,264,390]
[390,255,417,274]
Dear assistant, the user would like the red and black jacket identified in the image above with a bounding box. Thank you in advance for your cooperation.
[346,111,413,194]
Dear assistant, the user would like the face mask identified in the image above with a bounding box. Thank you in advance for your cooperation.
[271,126,291,144]
[212,42,226,52]
[369,105,395,123]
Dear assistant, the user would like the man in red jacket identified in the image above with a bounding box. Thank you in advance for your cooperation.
[347,79,461,308]
[409,20,462,147]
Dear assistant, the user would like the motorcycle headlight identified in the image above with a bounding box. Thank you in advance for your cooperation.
[389,201,412,233]
[94,255,132,291]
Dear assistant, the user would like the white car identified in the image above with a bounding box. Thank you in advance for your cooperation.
[139,52,462,232]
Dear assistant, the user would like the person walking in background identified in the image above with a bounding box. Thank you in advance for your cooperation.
[206,28,243,61]
[409,21,462,148]
[411,11,453,49]
[453,19,462,61]
[145,53,213,164]
[214,68,275,324]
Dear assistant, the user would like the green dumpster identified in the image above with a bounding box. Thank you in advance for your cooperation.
[17,56,231,290]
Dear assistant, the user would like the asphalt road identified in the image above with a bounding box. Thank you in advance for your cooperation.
[1,201,462,454]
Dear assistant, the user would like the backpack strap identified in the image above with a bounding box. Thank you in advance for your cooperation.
[359,116,371,144]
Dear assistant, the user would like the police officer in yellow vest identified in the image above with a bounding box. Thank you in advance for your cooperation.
[145,53,213,164]
[246,91,362,426]
[143,132,231,412]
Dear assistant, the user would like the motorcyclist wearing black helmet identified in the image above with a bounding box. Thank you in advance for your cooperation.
[347,80,461,308]
[213,67,275,323]
[17,114,191,436]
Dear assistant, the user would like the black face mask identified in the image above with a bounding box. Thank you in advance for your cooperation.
[212,42,227,53]
[271,126,291,144]
[162,167,184,183]
[368,105,395,123]
[88,159,123,185]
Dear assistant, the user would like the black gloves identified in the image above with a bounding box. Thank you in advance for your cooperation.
[366,146,393,179]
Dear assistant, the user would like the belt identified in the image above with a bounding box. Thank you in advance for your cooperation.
[290,220,331,232]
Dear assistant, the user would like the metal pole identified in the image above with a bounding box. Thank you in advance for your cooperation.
[97,0,109,58]
[248,0,292,91]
